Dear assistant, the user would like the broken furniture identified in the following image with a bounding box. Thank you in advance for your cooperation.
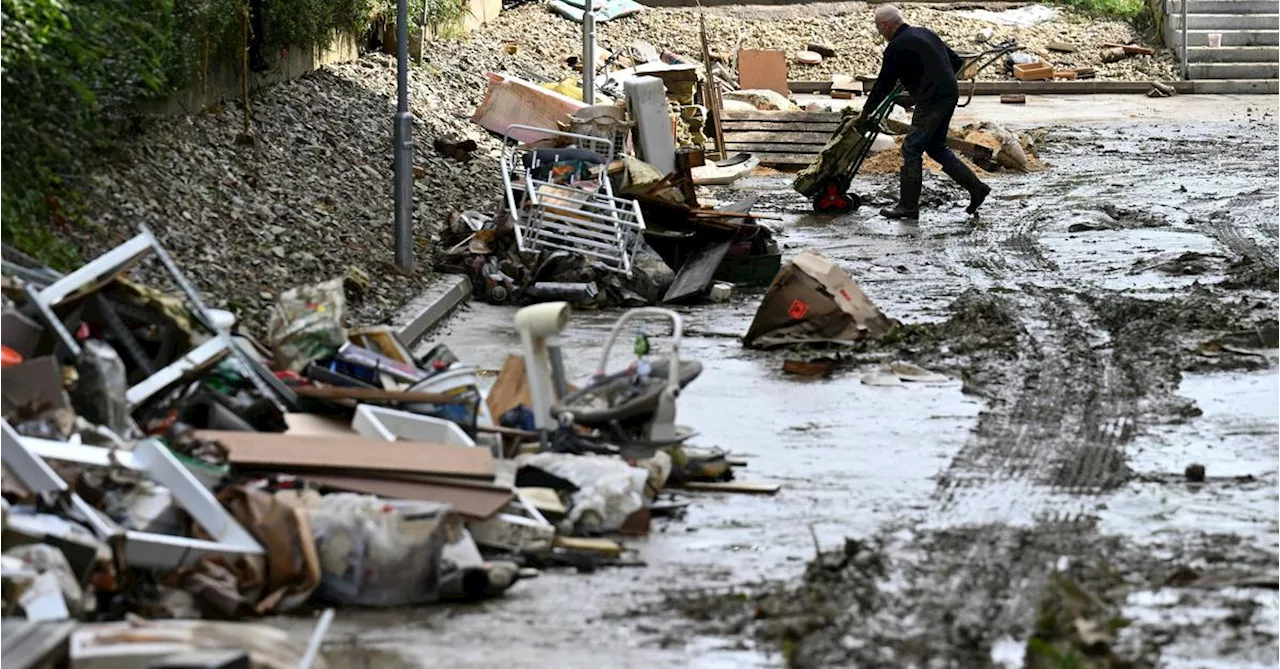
[18,228,297,415]
[501,125,647,277]
[2,420,264,570]
[551,307,701,459]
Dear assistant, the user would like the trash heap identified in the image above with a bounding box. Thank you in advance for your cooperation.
[1,228,765,666]
[437,41,785,308]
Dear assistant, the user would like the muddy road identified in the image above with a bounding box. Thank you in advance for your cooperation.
[297,100,1279,668]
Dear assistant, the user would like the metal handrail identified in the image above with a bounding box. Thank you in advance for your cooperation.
[1180,0,1189,79]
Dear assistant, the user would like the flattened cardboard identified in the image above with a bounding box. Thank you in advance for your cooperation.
[302,474,513,520]
[486,354,533,421]
[201,430,495,480]
[737,50,789,95]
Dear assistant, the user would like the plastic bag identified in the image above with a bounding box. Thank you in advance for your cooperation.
[265,278,347,373]
[306,493,450,607]
[72,339,132,437]
[515,453,648,533]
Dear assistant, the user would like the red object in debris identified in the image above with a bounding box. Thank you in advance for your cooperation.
[76,323,91,340]
[274,370,305,385]
[1,345,23,368]
[788,299,809,320]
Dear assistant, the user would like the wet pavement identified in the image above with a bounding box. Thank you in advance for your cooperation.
[297,101,1278,668]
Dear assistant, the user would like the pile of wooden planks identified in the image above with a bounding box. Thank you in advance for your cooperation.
[720,109,843,167]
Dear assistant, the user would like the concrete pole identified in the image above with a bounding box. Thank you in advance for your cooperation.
[582,0,595,103]
[393,0,414,271]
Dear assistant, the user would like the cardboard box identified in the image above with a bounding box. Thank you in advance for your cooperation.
[744,249,897,349]
[1013,62,1053,81]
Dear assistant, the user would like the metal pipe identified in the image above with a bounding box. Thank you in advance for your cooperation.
[300,608,336,669]
[394,0,414,271]
[1180,0,1188,80]
[582,0,595,103]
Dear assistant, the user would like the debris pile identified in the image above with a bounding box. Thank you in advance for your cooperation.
[1,228,775,663]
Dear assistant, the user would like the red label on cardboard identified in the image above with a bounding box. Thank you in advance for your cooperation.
[838,288,852,301]
[788,299,809,320]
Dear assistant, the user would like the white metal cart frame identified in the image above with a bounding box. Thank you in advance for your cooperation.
[500,124,646,277]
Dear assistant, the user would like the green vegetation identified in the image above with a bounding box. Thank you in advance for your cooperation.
[1051,0,1148,22]
[0,0,464,268]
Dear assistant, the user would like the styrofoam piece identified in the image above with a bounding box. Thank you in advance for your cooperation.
[625,76,676,175]
[466,489,555,553]
[352,404,476,447]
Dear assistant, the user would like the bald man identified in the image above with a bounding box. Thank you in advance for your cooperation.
[860,5,990,219]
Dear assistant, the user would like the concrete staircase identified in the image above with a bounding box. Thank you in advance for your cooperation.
[1165,0,1279,85]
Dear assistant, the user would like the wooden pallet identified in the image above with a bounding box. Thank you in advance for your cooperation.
[720,109,843,167]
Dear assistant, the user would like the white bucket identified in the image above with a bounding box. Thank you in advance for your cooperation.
[1207,33,1222,48]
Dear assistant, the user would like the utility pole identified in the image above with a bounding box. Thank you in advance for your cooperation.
[582,0,594,103]
[393,0,414,271]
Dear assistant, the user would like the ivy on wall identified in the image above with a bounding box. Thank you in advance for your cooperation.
[0,0,462,268]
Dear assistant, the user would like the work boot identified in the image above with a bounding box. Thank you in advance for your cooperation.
[943,162,991,215]
[881,161,922,219]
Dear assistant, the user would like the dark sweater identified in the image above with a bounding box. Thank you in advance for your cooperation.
[864,24,964,112]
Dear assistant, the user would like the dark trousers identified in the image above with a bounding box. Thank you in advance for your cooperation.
[901,97,967,174]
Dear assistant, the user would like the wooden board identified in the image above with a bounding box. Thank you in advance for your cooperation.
[203,430,496,480]
[718,130,832,144]
[553,536,624,557]
[722,109,842,123]
[679,480,782,495]
[736,49,788,95]
[725,142,827,153]
[302,474,513,520]
[720,120,841,132]
[664,241,732,303]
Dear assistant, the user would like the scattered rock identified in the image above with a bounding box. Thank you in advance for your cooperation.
[1184,463,1206,482]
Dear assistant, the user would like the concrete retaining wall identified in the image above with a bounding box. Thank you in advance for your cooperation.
[144,0,502,116]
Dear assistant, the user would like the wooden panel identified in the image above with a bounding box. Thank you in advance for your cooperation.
[721,110,843,123]
[720,120,841,132]
[725,142,826,154]
[203,430,496,480]
[736,49,788,94]
[301,474,513,520]
[719,130,831,144]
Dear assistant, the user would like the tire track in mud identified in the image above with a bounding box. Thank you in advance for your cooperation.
[767,126,1241,665]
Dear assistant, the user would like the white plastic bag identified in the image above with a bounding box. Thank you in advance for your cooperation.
[265,278,347,372]
[515,453,648,533]
[306,493,450,607]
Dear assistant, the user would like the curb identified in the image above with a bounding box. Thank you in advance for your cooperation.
[393,274,473,346]
[788,79,1280,95]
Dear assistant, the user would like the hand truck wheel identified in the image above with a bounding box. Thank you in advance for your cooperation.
[813,181,861,214]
